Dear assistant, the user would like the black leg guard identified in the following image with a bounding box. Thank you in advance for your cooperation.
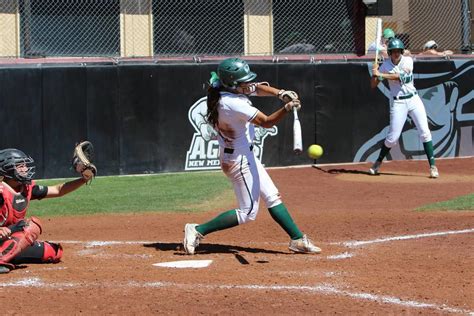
[12,241,63,264]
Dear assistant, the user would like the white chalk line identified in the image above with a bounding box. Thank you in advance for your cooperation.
[58,240,157,247]
[3,229,471,312]
[1,278,472,315]
[326,252,354,260]
[55,227,474,261]
[339,228,474,248]
[58,228,474,249]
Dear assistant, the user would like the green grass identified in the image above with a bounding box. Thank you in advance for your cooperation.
[31,171,235,217]
[416,193,474,211]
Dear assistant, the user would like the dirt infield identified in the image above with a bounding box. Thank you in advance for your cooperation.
[2,158,473,315]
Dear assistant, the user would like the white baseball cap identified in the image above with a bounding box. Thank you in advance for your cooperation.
[424,40,438,50]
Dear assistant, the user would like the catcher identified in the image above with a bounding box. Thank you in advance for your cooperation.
[0,142,96,274]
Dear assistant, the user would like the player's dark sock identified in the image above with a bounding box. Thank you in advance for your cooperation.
[268,203,303,240]
[423,141,435,166]
[196,209,239,236]
[377,144,391,162]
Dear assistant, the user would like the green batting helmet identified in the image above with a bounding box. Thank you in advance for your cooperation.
[387,38,405,55]
[217,58,257,88]
[382,28,395,39]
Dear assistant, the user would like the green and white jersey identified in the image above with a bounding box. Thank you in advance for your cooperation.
[216,92,259,149]
[380,55,417,98]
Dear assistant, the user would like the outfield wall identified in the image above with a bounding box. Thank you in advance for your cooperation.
[0,60,473,178]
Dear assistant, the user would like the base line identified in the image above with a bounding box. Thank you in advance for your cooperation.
[55,228,474,249]
[340,228,474,248]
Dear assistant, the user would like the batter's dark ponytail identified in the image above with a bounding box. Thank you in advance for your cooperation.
[206,85,221,127]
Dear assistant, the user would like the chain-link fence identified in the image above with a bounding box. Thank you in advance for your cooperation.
[366,0,472,55]
[0,0,471,59]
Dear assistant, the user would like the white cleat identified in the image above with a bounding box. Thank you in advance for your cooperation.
[289,235,322,254]
[430,166,439,178]
[183,223,203,255]
[369,161,381,175]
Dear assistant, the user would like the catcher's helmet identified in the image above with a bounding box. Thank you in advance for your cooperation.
[383,28,395,40]
[0,148,35,184]
[217,58,257,88]
[387,38,405,55]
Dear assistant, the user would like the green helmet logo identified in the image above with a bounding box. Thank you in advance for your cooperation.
[217,58,257,88]
[387,38,405,54]
[382,28,395,40]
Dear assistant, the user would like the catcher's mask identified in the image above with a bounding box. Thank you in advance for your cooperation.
[0,148,35,184]
[217,58,257,88]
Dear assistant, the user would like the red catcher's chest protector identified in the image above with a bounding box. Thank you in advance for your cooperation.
[0,182,34,227]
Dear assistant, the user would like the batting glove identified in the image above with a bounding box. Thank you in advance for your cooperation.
[284,100,301,112]
[278,90,299,103]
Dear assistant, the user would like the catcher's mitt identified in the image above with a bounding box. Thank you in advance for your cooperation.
[72,141,97,183]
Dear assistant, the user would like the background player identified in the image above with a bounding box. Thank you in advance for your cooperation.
[183,58,321,255]
[370,38,438,178]
[367,28,395,58]
[0,148,93,273]
[419,40,453,57]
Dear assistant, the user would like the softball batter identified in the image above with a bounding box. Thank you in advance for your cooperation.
[371,38,439,178]
[183,58,321,255]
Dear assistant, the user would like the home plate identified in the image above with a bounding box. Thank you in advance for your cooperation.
[153,260,213,269]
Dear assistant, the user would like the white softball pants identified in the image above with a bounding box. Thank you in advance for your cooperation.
[384,95,432,148]
[220,146,282,224]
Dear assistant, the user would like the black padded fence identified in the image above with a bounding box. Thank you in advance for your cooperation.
[0,60,472,179]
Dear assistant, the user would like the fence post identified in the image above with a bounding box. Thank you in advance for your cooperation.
[244,0,273,56]
[0,0,20,57]
[120,0,154,57]
[462,0,472,53]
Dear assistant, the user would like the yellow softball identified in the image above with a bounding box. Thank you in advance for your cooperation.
[308,144,323,159]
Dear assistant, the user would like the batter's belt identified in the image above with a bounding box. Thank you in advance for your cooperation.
[224,145,254,154]
[393,91,417,100]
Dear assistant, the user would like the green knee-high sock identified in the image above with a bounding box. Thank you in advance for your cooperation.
[196,209,239,236]
[377,144,391,162]
[268,203,303,240]
[423,141,435,167]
